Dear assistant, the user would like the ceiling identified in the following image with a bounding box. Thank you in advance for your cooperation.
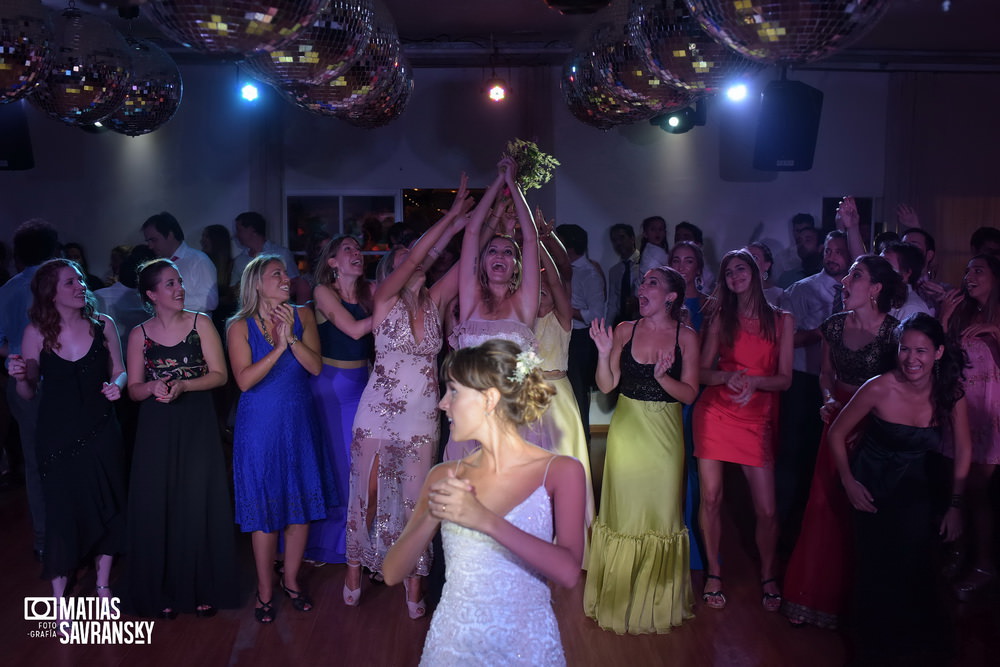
[46,0,1000,70]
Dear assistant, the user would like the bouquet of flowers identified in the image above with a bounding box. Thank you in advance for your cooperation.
[504,138,560,191]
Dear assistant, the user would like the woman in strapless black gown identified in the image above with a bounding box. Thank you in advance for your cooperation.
[828,313,971,665]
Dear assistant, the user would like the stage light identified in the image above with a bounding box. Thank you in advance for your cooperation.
[650,100,707,135]
[241,83,259,102]
[726,83,748,102]
[486,77,507,103]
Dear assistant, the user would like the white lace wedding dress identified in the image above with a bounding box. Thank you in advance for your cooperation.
[420,483,564,666]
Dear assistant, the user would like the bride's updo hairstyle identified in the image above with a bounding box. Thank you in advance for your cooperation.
[442,339,554,426]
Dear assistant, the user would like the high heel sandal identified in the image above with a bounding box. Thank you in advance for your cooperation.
[761,578,782,612]
[702,574,727,610]
[955,567,996,602]
[343,564,361,607]
[403,577,426,620]
[254,590,276,624]
[281,581,313,612]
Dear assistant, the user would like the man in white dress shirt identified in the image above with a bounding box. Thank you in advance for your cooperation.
[142,212,218,314]
[881,241,932,322]
[556,224,606,444]
[605,223,640,327]
[230,211,300,288]
[776,230,850,544]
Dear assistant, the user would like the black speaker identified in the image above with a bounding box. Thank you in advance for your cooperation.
[0,101,35,171]
[753,80,823,172]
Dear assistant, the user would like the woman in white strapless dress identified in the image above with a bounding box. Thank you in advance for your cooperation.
[384,340,586,666]
[443,156,542,461]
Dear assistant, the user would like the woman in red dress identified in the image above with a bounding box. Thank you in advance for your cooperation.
[693,249,793,610]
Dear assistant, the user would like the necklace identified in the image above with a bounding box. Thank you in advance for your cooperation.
[257,315,274,346]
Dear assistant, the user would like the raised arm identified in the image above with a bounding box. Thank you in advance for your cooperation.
[537,208,572,286]
[591,318,625,393]
[373,174,473,324]
[312,283,372,340]
[541,246,572,331]
[458,167,508,321]
[501,160,540,325]
[836,196,868,258]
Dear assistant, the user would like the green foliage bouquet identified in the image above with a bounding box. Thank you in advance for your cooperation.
[504,138,560,191]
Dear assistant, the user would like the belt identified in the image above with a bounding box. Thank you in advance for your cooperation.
[542,370,566,380]
[322,357,368,369]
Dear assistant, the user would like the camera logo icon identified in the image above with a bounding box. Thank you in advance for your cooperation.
[24,598,57,621]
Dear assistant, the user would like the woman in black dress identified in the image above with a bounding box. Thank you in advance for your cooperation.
[9,259,127,611]
[123,259,239,618]
[829,313,971,663]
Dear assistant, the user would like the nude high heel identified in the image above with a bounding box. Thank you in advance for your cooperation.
[403,577,426,619]
[343,564,361,607]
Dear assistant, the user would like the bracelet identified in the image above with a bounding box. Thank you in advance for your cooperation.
[288,334,299,347]
[950,494,963,509]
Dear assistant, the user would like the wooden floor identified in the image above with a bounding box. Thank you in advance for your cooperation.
[2,437,998,667]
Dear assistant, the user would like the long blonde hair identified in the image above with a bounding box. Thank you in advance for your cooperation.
[227,254,283,331]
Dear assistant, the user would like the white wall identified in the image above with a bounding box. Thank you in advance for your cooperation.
[1,63,888,278]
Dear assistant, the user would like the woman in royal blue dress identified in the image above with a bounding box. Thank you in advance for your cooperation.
[227,255,336,623]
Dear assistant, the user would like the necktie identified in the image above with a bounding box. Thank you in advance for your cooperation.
[619,259,631,317]
[832,284,844,314]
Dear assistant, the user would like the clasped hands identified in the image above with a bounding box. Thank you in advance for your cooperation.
[260,302,296,347]
[427,469,489,531]
[725,369,758,407]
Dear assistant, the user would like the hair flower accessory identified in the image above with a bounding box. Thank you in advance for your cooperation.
[508,350,542,384]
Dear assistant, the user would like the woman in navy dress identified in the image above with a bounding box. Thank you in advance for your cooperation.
[304,235,373,565]
[123,259,239,618]
[227,255,336,623]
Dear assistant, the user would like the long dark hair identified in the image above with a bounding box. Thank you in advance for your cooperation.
[705,249,777,348]
[947,254,1000,336]
[314,235,373,315]
[898,313,966,427]
[855,255,907,314]
[29,258,99,352]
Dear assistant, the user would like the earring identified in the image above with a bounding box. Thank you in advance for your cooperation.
[870,294,877,308]
[331,267,339,280]
[933,359,940,378]
[762,270,769,281]
[665,300,674,311]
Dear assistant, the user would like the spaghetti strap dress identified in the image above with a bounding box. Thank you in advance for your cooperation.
[36,320,126,580]
[347,298,441,576]
[421,456,565,666]
[124,314,240,616]
[584,320,693,634]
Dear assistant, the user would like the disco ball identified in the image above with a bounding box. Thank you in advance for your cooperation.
[146,0,328,55]
[291,0,400,116]
[683,0,892,65]
[338,60,412,128]
[589,21,696,117]
[0,0,53,104]
[106,38,183,136]
[543,1,612,14]
[245,0,375,91]
[628,0,759,93]
[29,8,131,126]
[561,49,650,130]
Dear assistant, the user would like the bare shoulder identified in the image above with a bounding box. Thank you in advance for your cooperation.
[294,303,316,324]
[425,460,461,486]
[678,323,699,346]
[613,319,636,341]
[545,455,585,489]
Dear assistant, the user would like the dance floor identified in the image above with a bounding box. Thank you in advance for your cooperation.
[2,436,997,667]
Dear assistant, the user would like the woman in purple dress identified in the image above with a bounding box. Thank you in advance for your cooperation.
[304,235,374,565]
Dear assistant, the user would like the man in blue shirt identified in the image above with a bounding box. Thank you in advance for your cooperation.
[0,219,60,560]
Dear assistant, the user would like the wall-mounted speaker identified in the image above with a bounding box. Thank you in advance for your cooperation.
[0,102,35,171]
[753,80,823,172]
